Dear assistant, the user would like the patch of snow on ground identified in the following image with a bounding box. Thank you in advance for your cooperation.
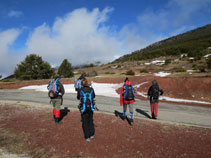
[20,82,211,104]
[20,82,123,98]
[204,54,211,58]
[151,60,165,64]
[154,72,171,77]
[144,60,165,65]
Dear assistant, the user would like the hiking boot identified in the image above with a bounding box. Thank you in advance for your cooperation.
[55,121,63,124]
[122,116,126,120]
[55,118,63,124]
[86,138,90,142]
[130,119,134,123]
[90,135,94,139]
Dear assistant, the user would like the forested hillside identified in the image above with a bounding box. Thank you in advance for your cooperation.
[114,24,211,62]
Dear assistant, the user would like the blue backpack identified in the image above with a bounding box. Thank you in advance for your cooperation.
[48,78,61,99]
[74,78,82,91]
[80,89,94,114]
[123,84,135,100]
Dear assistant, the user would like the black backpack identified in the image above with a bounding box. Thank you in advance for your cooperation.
[123,85,135,100]
[80,89,94,113]
[152,86,160,99]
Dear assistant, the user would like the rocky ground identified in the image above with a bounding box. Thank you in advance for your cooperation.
[0,102,211,158]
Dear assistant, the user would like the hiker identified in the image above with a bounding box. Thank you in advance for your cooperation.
[47,76,65,124]
[74,72,86,92]
[120,77,136,123]
[77,79,95,142]
[147,80,163,119]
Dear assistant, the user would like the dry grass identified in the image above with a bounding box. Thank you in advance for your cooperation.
[0,127,52,158]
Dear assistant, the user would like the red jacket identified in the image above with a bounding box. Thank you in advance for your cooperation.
[120,80,135,106]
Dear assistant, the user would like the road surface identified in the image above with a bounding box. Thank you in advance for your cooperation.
[0,89,211,128]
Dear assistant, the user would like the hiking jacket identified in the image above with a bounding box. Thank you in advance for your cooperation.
[56,83,65,99]
[147,85,163,103]
[120,80,135,106]
[77,86,95,113]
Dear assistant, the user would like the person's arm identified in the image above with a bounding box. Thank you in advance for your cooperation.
[61,84,65,95]
[77,89,81,100]
[120,86,124,106]
[147,86,152,97]
[159,88,164,95]
[92,88,95,99]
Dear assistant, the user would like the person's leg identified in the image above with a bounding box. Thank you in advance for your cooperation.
[52,99,57,122]
[129,103,134,121]
[54,98,62,124]
[123,103,127,118]
[82,112,90,141]
[150,102,155,119]
[88,112,95,139]
[154,102,158,118]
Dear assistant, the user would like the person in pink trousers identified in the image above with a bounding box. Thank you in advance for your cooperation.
[147,80,163,119]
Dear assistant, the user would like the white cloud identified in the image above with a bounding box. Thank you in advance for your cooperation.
[26,8,123,67]
[8,10,23,18]
[0,29,22,77]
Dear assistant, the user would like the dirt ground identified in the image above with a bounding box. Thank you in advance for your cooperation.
[0,104,211,158]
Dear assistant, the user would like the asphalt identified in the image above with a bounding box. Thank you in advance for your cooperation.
[0,89,211,128]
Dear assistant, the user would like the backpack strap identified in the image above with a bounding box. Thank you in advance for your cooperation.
[54,78,60,93]
[131,84,135,98]
[80,90,86,114]
[89,90,94,112]
[48,79,53,90]
[123,84,128,99]
[80,89,94,114]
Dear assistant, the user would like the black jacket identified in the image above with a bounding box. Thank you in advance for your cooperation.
[147,85,163,102]
[77,86,95,113]
[77,86,95,100]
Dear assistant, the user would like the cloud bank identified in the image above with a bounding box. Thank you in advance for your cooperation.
[0,29,23,77]
[26,8,124,66]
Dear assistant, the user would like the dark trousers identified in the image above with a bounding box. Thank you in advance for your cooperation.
[82,111,95,139]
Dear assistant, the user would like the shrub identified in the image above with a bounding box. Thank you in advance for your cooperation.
[192,64,198,70]
[140,69,148,73]
[105,72,115,74]
[88,70,98,77]
[207,56,211,69]
[171,67,186,72]
[198,65,206,72]
[126,70,135,75]
[165,59,171,65]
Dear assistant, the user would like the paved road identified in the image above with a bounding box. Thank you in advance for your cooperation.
[0,89,211,128]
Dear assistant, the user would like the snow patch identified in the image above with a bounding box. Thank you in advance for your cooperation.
[20,82,123,98]
[154,72,171,77]
[144,60,165,65]
[204,54,211,58]
[20,82,211,105]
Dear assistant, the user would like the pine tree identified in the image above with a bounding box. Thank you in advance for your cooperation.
[58,59,74,78]
[14,54,54,80]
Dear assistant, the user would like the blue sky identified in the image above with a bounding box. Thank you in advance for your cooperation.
[0,0,211,77]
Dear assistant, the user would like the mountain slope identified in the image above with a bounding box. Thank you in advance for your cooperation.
[114,24,211,63]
